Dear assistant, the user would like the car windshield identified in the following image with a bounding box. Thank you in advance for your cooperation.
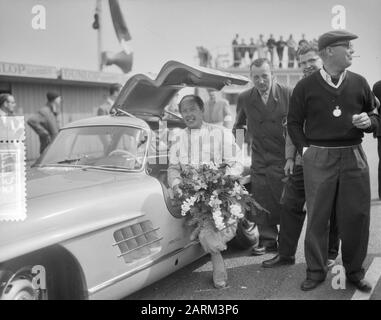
[38,126,149,171]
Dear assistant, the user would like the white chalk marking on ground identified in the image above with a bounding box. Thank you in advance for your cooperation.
[351,257,381,300]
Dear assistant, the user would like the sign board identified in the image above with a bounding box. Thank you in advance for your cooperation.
[0,61,58,79]
[60,68,129,84]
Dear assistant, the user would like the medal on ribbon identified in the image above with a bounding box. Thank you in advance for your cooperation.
[333,106,342,117]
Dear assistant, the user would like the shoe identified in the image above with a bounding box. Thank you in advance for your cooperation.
[211,252,227,289]
[251,245,266,256]
[251,244,278,256]
[327,259,335,268]
[262,254,295,268]
[348,279,372,293]
[266,244,278,253]
[301,279,324,291]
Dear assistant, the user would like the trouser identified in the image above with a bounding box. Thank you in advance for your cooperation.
[288,48,296,68]
[251,169,284,248]
[377,137,381,200]
[233,50,240,67]
[303,145,370,282]
[268,48,275,65]
[277,49,284,68]
[279,165,340,259]
[39,135,51,154]
[198,220,237,254]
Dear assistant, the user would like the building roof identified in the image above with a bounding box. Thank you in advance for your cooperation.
[0,61,130,87]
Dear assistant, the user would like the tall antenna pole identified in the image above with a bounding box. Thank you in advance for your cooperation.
[96,0,103,71]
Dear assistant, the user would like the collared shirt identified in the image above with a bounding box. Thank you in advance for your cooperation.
[97,97,115,116]
[203,98,233,127]
[167,122,243,188]
[0,109,8,117]
[320,67,347,89]
[259,87,271,104]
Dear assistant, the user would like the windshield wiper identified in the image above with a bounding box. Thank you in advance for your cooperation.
[38,163,84,168]
[57,158,83,164]
[81,165,138,172]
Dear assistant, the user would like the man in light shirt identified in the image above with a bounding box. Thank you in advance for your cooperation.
[168,94,242,289]
[203,89,233,128]
[97,83,122,116]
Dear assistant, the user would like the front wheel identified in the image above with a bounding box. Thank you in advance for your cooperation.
[0,249,84,300]
[0,266,48,300]
[229,217,259,250]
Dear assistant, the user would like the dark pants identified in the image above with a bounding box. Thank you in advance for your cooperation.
[251,168,284,248]
[277,49,284,68]
[303,145,370,282]
[39,135,51,154]
[288,48,296,68]
[279,165,340,259]
[378,137,381,199]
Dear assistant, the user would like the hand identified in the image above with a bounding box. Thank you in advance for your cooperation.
[352,112,371,129]
[173,184,183,198]
[284,159,295,176]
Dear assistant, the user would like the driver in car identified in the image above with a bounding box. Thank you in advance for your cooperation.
[167,94,243,289]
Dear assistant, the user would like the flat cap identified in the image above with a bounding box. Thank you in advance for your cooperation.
[318,30,358,51]
[46,91,60,102]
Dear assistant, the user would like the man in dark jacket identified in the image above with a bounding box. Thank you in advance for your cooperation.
[27,92,61,154]
[288,30,378,292]
[233,58,292,255]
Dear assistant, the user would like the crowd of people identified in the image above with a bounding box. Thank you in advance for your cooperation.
[0,83,123,157]
[166,30,381,292]
[231,33,316,68]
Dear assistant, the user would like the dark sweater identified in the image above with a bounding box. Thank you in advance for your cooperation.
[287,70,379,153]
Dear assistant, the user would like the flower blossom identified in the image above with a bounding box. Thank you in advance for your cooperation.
[181,196,198,216]
[212,209,225,230]
[225,165,242,177]
[227,217,237,225]
[208,194,222,208]
[230,203,244,219]
[208,162,219,170]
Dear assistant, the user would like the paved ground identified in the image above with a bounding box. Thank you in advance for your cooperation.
[127,135,381,300]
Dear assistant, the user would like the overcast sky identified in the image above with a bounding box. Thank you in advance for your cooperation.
[0,0,380,83]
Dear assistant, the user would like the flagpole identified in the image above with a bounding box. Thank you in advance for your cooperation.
[96,0,103,71]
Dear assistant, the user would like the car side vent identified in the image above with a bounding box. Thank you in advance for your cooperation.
[113,220,162,263]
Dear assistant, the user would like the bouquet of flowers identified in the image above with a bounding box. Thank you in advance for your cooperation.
[176,162,266,239]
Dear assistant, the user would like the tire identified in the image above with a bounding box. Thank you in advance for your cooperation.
[229,217,259,250]
[0,248,85,300]
[0,263,49,300]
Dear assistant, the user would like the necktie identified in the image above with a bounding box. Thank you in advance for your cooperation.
[261,92,269,104]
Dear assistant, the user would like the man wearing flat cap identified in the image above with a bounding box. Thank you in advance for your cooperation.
[288,30,379,292]
[27,92,61,154]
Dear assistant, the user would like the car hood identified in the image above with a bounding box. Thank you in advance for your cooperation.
[113,60,249,117]
[26,167,118,200]
[1,167,159,262]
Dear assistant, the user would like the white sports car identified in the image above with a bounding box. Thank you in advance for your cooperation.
[0,61,256,300]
